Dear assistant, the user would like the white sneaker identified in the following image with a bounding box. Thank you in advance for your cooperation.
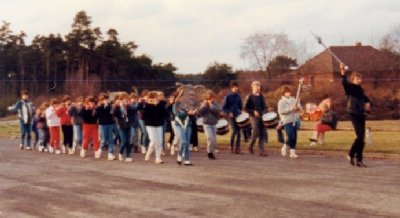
[290,149,298,159]
[125,157,133,162]
[118,153,124,161]
[95,149,102,159]
[155,159,164,164]
[80,149,87,158]
[19,144,24,150]
[61,145,66,154]
[26,146,32,150]
[44,148,48,153]
[49,147,54,154]
[167,143,171,149]
[170,145,175,155]
[39,145,44,152]
[281,144,287,157]
[177,155,182,162]
[55,150,61,155]
[309,142,317,147]
[189,145,193,151]
[193,147,199,152]
[108,153,116,161]
[141,146,147,154]
[68,148,73,155]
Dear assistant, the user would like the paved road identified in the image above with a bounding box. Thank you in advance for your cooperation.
[0,139,399,217]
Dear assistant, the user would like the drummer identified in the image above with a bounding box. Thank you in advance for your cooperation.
[198,90,221,160]
[222,81,243,154]
[244,81,268,156]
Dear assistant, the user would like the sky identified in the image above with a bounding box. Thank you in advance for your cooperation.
[1,0,400,74]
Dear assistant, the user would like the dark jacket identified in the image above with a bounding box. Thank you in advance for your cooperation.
[244,94,267,117]
[222,92,242,117]
[113,104,136,129]
[342,75,370,115]
[95,104,115,125]
[142,103,166,127]
[68,105,83,125]
[8,100,35,124]
[79,108,98,124]
[198,102,221,125]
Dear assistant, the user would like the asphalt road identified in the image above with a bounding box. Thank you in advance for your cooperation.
[0,139,399,217]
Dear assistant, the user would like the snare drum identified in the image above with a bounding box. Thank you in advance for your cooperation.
[262,112,279,128]
[196,117,204,133]
[216,119,229,135]
[236,112,251,129]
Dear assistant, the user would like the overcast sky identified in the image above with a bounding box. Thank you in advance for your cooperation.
[1,0,400,74]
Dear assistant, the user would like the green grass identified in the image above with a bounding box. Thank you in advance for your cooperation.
[1,119,399,154]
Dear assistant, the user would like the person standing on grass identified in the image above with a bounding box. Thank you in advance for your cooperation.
[245,81,268,156]
[8,91,35,150]
[198,90,221,160]
[340,63,371,168]
[222,81,243,154]
[278,86,302,159]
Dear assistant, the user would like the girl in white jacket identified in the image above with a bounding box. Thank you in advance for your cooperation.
[45,98,61,154]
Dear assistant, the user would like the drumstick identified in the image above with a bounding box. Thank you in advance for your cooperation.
[293,77,304,127]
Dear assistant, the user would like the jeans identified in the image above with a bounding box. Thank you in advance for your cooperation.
[73,124,83,147]
[38,128,49,147]
[171,121,179,145]
[277,128,285,144]
[130,126,139,146]
[146,126,163,161]
[284,123,298,149]
[118,127,132,158]
[349,114,366,162]
[203,124,217,153]
[100,124,115,154]
[248,117,267,153]
[19,120,32,147]
[31,122,39,146]
[228,118,240,149]
[175,124,192,161]
[139,119,149,148]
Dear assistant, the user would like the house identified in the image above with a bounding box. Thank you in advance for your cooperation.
[295,43,400,87]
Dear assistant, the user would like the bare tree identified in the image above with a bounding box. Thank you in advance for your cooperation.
[240,32,297,78]
[380,24,400,54]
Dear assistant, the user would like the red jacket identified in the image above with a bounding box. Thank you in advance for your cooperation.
[56,106,72,125]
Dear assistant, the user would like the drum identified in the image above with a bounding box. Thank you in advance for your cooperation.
[216,119,229,135]
[262,112,279,128]
[196,117,204,133]
[236,112,251,129]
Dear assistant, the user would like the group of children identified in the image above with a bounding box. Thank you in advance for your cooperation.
[9,69,370,168]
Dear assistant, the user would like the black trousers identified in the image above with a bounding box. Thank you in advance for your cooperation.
[189,115,198,147]
[349,114,366,162]
[61,125,74,148]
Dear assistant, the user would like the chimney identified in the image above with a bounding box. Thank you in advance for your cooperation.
[355,42,362,46]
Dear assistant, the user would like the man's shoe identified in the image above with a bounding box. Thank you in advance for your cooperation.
[259,152,268,157]
[348,155,355,166]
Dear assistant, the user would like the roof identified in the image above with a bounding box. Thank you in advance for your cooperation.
[297,44,400,74]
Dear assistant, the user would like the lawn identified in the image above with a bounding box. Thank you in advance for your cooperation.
[1,118,399,154]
